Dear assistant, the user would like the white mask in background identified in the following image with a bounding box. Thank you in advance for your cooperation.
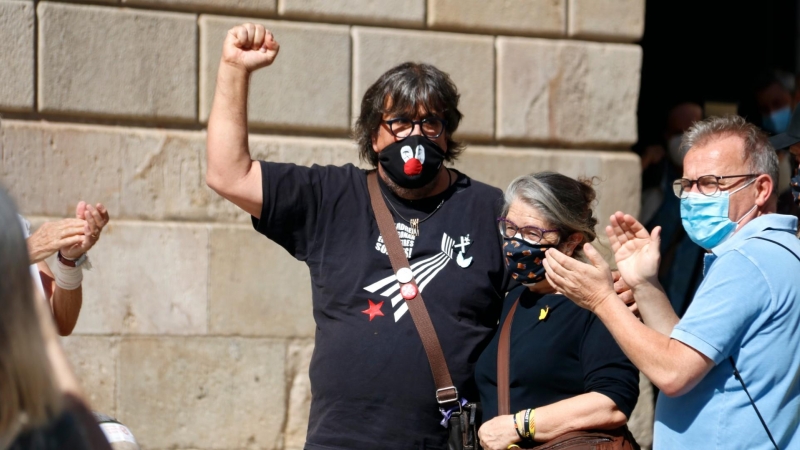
[667,134,685,167]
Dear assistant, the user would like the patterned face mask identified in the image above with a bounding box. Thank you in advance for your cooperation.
[503,237,555,284]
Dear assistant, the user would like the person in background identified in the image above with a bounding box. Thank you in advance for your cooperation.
[640,101,705,318]
[740,70,798,216]
[475,172,639,450]
[640,101,704,223]
[752,70,795,135]
[0,185,111,450]
[12,187,133,450]
[768,105,800,233]
[793,73,800,110]
[20,201,109,336]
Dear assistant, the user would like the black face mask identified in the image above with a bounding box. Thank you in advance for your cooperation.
[378,135,445,189]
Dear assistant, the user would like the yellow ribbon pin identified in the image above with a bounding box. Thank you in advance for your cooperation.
[539,305,550,321]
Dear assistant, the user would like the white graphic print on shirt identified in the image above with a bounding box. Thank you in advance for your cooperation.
[375,222,417,258]
[454,235,473,268]
[364,232,467,322]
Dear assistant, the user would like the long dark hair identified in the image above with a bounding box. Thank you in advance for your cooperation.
[354,62,465,167]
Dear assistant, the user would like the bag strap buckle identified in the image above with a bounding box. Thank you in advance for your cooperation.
[436,386,459,405]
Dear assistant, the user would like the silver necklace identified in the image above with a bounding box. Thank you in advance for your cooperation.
[381,170,452,237]
[382,193,444,237]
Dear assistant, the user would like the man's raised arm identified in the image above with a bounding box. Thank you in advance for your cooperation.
[206,23,280,219]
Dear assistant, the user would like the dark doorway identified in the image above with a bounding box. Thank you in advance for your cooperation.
[636,0,798,148]
[634,0,800,328]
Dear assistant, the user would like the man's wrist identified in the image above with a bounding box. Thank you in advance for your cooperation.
[631,279,663,297]
[216,62,252,102]
[218,61,251,79]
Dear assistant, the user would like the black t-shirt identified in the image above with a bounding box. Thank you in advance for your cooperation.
[253,162,506,449]
[475,286,640,423]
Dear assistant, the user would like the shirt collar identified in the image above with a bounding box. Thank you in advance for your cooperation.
[712,213,799,256]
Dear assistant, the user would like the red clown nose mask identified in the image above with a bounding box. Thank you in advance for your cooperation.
[404,158,423,176]
[377,137,444,189]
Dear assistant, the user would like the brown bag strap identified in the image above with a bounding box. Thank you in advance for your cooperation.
[366,171,458,404]
[497,297,520,416]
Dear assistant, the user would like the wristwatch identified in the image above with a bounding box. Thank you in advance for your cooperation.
[58,251,88,268]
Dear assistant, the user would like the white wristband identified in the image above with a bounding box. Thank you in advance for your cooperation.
[55,260,83,290]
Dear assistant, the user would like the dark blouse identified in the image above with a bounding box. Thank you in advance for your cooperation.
[475,285,640,422]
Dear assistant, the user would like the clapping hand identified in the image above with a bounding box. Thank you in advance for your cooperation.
[27,219,86,264]
[59,202,109,260]
[613,271,639,317]
[606,212,661,289]
[543,244,617,312]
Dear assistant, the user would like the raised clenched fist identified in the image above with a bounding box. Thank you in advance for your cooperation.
[222,23,280,73]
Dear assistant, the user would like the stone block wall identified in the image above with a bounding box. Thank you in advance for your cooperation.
[0,1,649,449]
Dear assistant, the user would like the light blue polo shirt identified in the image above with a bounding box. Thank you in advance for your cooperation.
[654,214,800,450]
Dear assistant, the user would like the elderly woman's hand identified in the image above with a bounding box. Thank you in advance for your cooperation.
[478,415,519,450]
[27,219,87,264]
[60,202,110,260]
[543,244,617,313]
[606,212,661,289]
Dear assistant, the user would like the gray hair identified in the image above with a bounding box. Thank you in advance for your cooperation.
[681,115,779,187]
[502,172,598,256]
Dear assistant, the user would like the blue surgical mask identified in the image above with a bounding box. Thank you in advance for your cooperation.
[763,106,792,134]
[503,237,555,284]
[680,179,757,249]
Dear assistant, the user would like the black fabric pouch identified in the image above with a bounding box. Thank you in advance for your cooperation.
[447,402,481,450]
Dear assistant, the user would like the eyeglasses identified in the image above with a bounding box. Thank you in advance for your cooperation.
[497,218,560,245]
[384,117,447,139]
[672,174,759,198]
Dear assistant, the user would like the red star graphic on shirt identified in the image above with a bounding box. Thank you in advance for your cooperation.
[362,299,384,321]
